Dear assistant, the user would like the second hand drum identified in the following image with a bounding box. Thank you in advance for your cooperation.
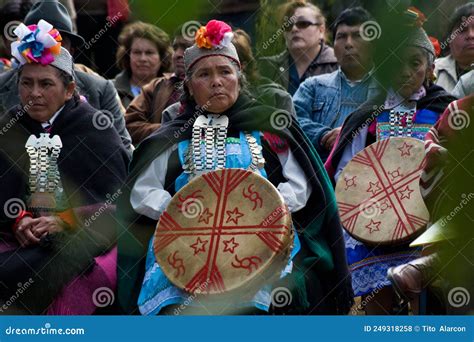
[335,137,430,245]
[153,168,294,296]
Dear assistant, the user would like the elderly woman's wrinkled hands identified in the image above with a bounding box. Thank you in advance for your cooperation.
[14,216,66,246]
[14,216,40,247]
[29,216,66,237]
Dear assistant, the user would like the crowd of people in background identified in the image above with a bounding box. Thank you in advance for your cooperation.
[0,0,472,316]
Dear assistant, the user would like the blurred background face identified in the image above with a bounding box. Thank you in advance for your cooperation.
[334,24,373,74]
[449,17,474,68]
[284,6,325,52]
[187,55,240,113]
[172,37,192,78]
[18,64,75,122]
[394,47,431,99]
[130,37,161,81]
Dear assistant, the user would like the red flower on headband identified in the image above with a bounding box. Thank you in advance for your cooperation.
[195,20,233,49]
[205,20,232,46]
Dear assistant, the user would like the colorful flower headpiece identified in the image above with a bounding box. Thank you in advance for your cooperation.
[406,7,427,28]
[11,19,62,66]
[195,20,233,49]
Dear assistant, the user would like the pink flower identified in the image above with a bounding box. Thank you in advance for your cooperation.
[205,20,231,47]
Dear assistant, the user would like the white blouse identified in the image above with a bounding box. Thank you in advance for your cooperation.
[130,143,312,220]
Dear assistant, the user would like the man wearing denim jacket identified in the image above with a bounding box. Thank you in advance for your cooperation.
[294,7,380,162]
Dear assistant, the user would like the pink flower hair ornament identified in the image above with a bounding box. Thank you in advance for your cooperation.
[11,19,62,66]
[195,20,233,49]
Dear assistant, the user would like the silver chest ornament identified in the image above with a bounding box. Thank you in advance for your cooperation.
[183,114,265,177]
[25,133,62,214]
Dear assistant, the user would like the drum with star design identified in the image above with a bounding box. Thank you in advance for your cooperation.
[153,168,293,295]
[335,137,430,245]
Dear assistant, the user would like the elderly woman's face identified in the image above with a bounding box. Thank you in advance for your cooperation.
[394,47,431,99]
[449,17,474,67]
[187,55,240,113]
[18,64,75,122]
[130,37,161,81]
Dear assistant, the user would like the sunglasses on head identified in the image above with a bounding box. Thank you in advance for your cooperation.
[284,20,320,31]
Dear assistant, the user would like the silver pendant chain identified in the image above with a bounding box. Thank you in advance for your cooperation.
[184,115,265,177]
[25,133,62,193]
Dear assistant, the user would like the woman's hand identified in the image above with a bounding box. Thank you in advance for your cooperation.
[321,127,341,151]
[14,216,40,247]
[29,216,66,238]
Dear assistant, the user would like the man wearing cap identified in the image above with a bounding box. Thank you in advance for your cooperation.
[0,0,132,153]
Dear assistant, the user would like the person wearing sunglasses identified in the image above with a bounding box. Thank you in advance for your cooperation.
[259,0,337,95]
[293,7,379,162]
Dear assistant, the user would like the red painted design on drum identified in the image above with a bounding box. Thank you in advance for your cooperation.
[177,190,204,213]
[222,237,239,253]
[231,255,263,275]
[155,169,292,294]
[344,176,357,190]
[242,184,263,210]
[198,208,213,224]
[336,138,429,244]
[388,167,402,180]
[379,199,392,214]
[398,185,414,200]
[225,207,244,224]
[190,237,208,255]
[366,181,382,195]
[365,219,381,234]
[168,251,185,277]
[398,142,413,156]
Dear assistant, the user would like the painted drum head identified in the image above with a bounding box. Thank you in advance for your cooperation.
[154,168,293,295]
[336,137,429,245]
